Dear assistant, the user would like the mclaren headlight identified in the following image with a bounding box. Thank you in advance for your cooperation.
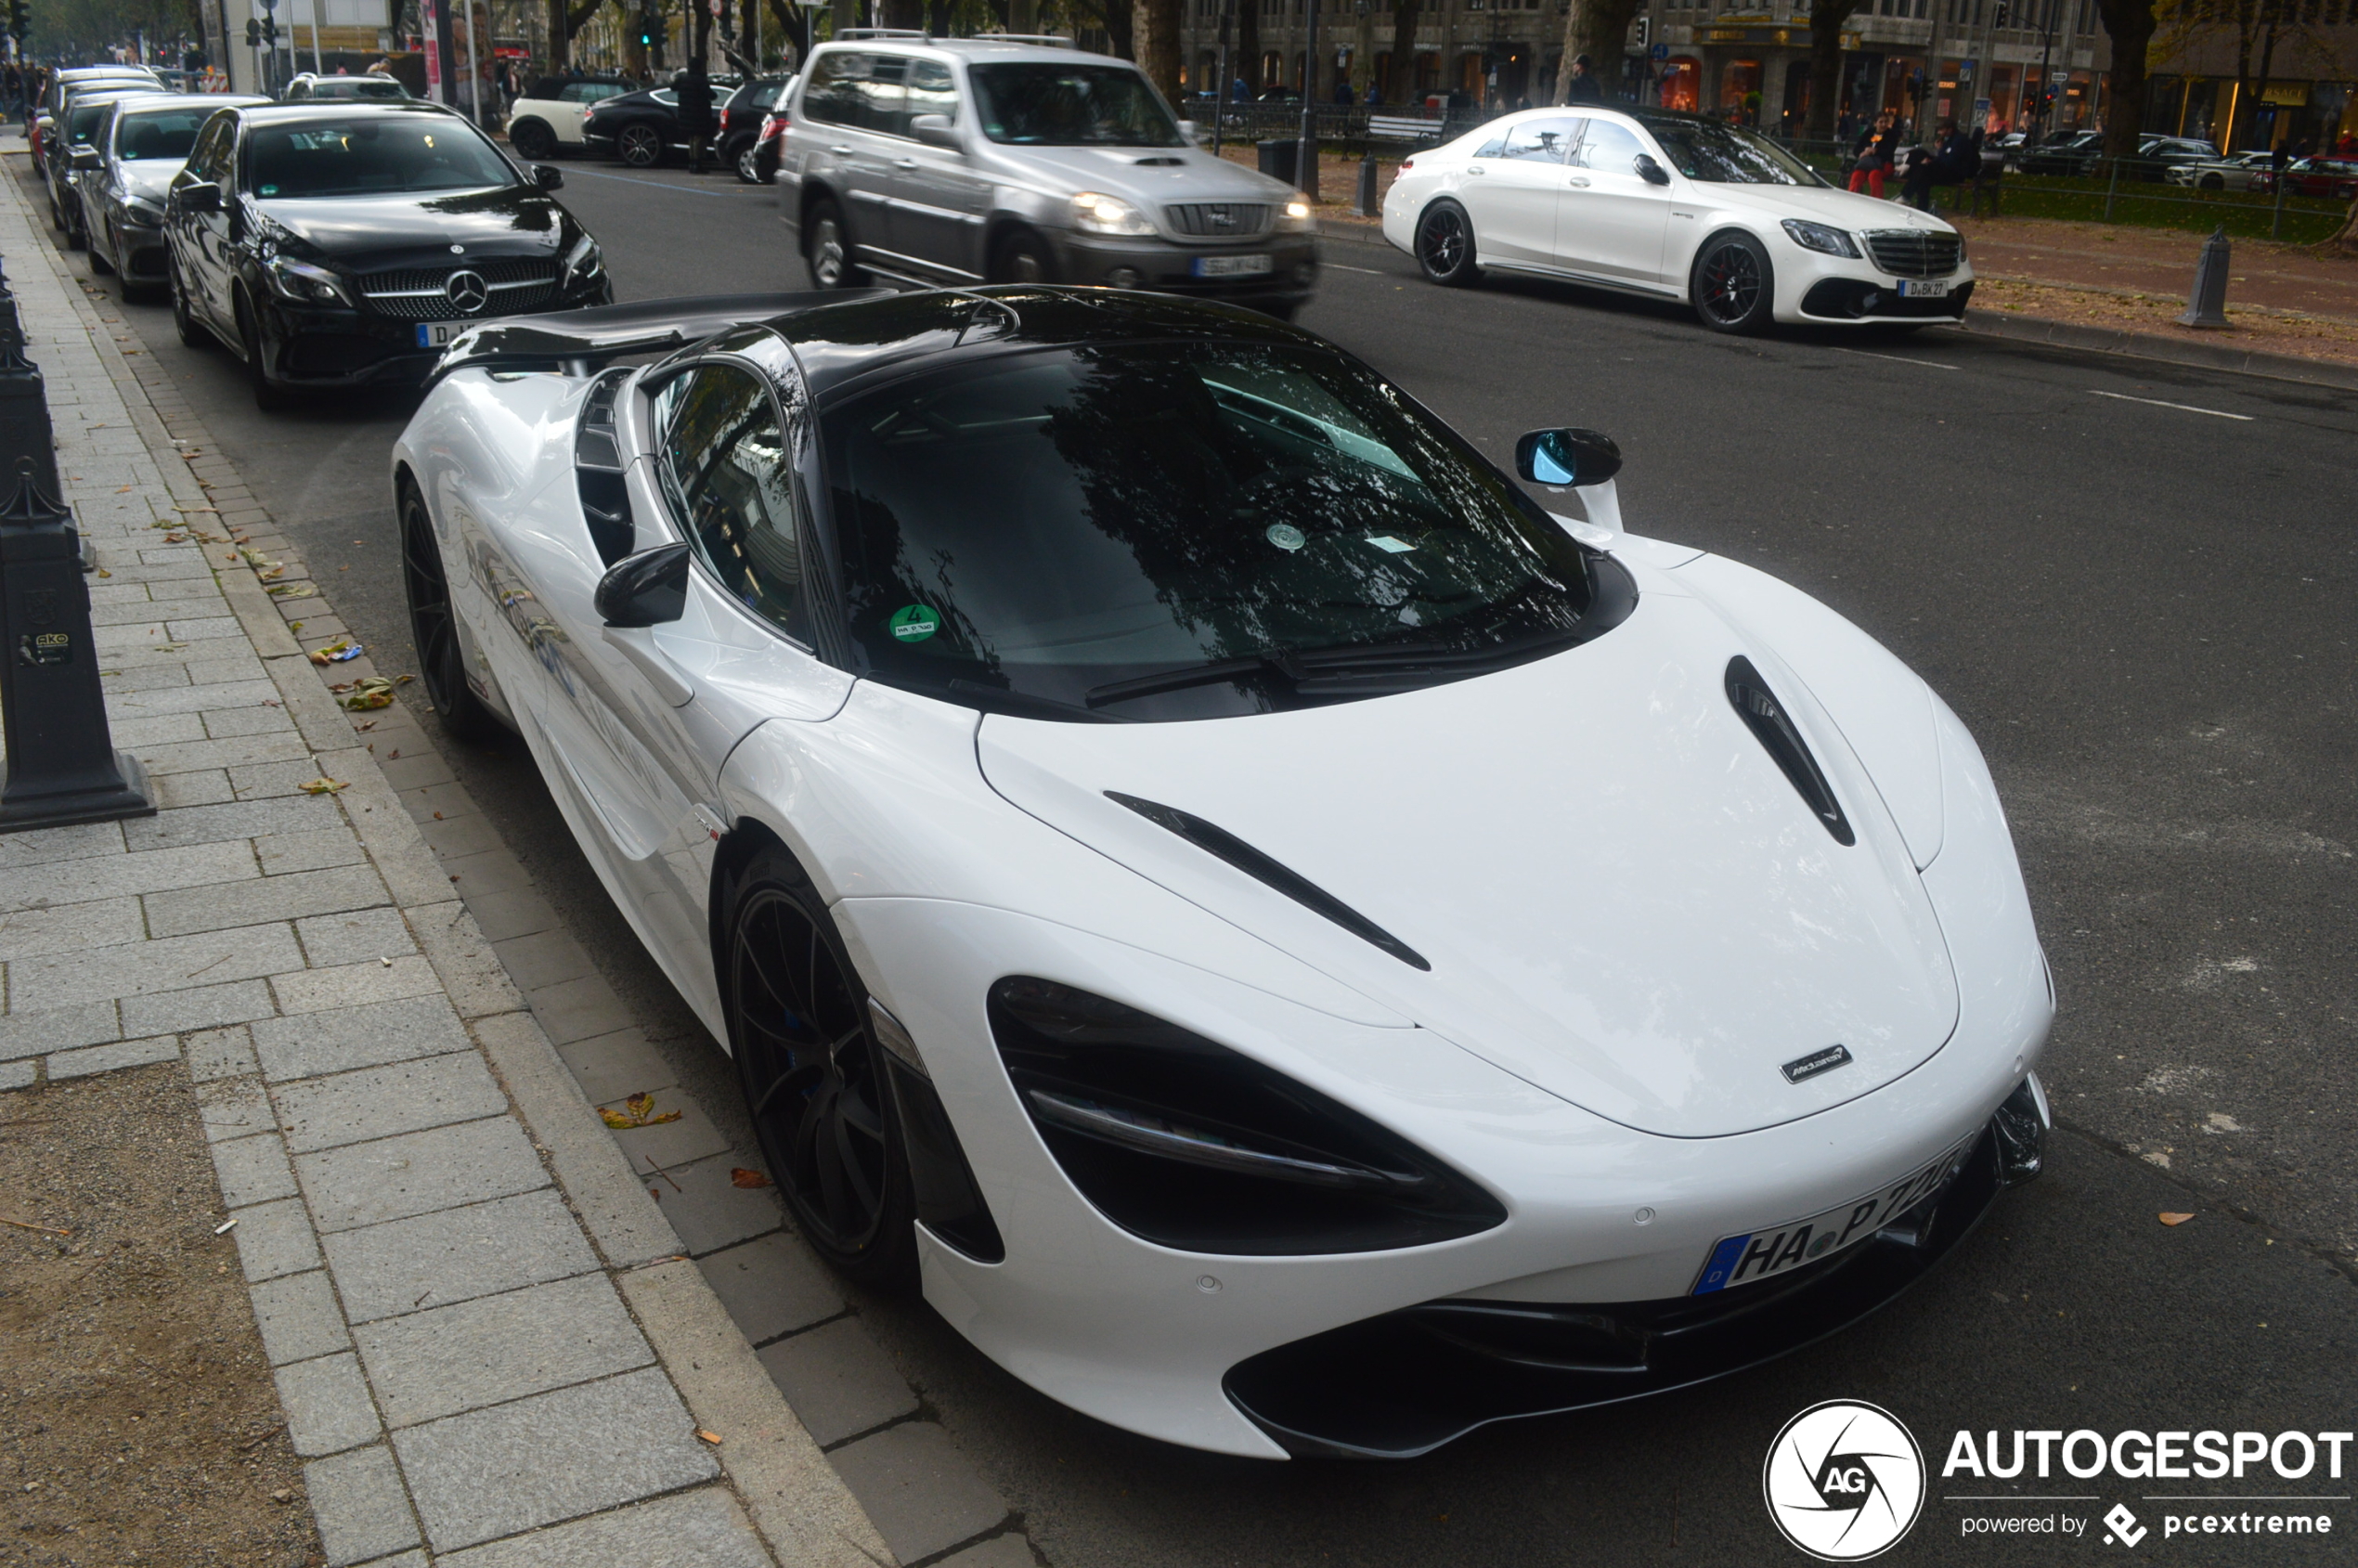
[1071,191,1157,237]
[263,255,354,306]
[1780,218,1861,258]
[562,232,602,290]
[990,977,1504,1255]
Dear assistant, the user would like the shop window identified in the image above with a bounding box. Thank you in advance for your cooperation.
[1660,56,1700,111]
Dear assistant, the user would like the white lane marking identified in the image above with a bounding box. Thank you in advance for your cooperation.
[1833,345,1959,370]
[2089,388,2255,421]
[561,166,758,198]
[1325,262,1389,274]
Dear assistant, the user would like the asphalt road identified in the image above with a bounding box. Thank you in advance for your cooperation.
[30,153,2357,1566]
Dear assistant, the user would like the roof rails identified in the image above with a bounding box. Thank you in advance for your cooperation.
[829,28,1073,45]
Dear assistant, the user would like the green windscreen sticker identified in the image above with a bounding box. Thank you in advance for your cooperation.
[888,604,941,643]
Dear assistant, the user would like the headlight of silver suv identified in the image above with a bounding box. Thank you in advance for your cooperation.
[1071,191,1157,237]
[264,255,354,306]
[1780,218,1860,259]
[1277,197,1315,232]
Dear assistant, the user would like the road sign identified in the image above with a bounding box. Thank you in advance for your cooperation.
[1651,42,1667,59]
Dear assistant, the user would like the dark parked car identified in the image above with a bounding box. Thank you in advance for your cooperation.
[72,93,269,297]
[32,66,161,174]
[720,74,789,183]
[2015,130,2103,175]
[579,77,742,167]
[46,85,165,240]
[282,72,414,103]
[162,102,611,408]
[747,90,792,186]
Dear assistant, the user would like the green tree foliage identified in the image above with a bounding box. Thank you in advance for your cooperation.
[28,0,201,58]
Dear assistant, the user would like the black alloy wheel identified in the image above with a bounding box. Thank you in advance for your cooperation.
[988,230,1054,284]
[170,264,212,349]
[803,199,866,288]
[616,123,662,168]
[725,846,915,1287]
[1691,231,1773,334]
[734,141,762,185]
[508,118,557,161]
[234,292,286,412]
[398,484,501,741]
[2198,173,2223,190]
[1416,201,1480,286]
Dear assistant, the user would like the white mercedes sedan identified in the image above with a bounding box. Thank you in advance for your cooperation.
[1383,106,1975,333]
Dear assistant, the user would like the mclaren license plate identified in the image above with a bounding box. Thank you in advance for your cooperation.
[1192,253,1273,278]
[1690,1133,1978,1295]
[415,322,463,348]
[1897,278,1951,298]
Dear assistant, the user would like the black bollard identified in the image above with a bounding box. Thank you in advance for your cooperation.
[1354,152,1380,219]
[2176,223,2231,329]
[0,458,156,832]
[0,295,60,505]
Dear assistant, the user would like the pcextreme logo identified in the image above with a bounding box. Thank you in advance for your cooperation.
[1765,1400,1928,1562]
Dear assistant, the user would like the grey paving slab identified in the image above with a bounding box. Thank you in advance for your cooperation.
[521,976,634,1046]
[121,793,341,851]
[652,1153,785,1258]
[594,1090,732,1171]
[418,813,506,861]
[47,1034,181,1079]
[0,894,144,960]
[295,1115,551,1233]
[439,848,539,896]
[434,1486,773,1568]
[275,1351,382,1457]
[186,1023,260,1082]
[0,1000,119,1064]
[211,1128,299,1208]
[146,862,391,940]
[121,975,277,1036]
[486,928,597,992]
[455,886,562,944]
[0,821,124,869]
[199,1075,278,1142]
[827,1421,1010,1566]
[250,1269,353,1367]
[257,827,369,875]
[355,1274,653,1430]
[552,1026,676,1108]
[0,1061,33,1090]
[934,1535,1041,1568]
[135,729,313,773]
[251,993,472,1083]
[231,1196,324,1283]
[391,1367,720,1552]
[274,954,444,1016]
[296,906,418,969]
[304,1445,421,1568]
[271,1048,510,1155]
[323,1189,601,1324]
[757,1319,919,1447]
[6,923,302,1010]
[0,838,255,914]
[695,1234,845,1346]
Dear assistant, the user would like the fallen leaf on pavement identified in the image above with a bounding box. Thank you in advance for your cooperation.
[2159,1212,2195,1226]
[600,1093,684,1130]
[340,678,396,711]
[730,1168,772,1189]
[300,778,348,796]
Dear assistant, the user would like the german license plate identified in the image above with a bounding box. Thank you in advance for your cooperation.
[1192,253,1273,278]
[1897,278,1950,298]
[1690,1133,1978,1295]
[415,322,463,348]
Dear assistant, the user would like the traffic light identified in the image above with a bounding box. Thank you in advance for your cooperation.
[638,10,654,46]
[1991,1,2008,25]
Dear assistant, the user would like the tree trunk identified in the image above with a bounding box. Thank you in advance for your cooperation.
[1806,0,1863,141]
[1105,0,1135,60]
[2094,0,2156,160]
[1551,0,1642,104]
[2326,197,2358,254]
[1386,0,1418,107]
[1134,0,1182,105]
[547,0,568,70]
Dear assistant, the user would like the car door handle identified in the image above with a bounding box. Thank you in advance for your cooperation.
[1566,175,1591,188]
[830,145,852,155]
[894,159,918,171]
[1468,164,1485,175]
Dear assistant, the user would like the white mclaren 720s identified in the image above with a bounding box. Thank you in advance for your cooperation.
[395,285,2054,1460]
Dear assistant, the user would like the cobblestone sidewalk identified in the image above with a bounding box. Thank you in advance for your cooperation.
[0,158,887,1567]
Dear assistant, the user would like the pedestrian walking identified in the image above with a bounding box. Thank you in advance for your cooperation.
[1847,110,1898,199]
[1562,54,1604,106]
[676,61,716,175]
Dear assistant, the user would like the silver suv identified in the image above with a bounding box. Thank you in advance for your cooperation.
[778,33,1317,317]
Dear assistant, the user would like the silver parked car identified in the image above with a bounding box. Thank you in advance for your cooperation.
[778,32,1317,317]
[73,94,269,296]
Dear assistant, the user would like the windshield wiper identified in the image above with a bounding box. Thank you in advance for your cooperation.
[1082,630,1586,711]
[947,678,1134,723]
[1083,654,1297,709]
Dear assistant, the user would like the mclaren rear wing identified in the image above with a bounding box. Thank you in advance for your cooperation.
[424,290,893,386]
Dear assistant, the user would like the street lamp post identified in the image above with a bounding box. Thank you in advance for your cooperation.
[1212,0,1230,155]
[1297,0,1318,199]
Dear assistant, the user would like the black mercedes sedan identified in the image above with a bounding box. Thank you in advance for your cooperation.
[162,102,613,408]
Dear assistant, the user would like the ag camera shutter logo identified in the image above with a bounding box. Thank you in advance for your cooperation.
[1764,1400,1926,1561]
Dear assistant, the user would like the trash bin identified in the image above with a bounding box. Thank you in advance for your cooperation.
[1257,138,1299,186]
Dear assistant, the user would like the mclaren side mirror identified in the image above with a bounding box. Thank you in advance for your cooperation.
[595,542,691,627]
[175,180,221,214]
[534,162,564,189]
[1516,428,1623,488]
[908,113,962,150]
[1635,153,1671,187]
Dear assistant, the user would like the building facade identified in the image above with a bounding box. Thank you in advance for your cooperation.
[2140,5,2358,152]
